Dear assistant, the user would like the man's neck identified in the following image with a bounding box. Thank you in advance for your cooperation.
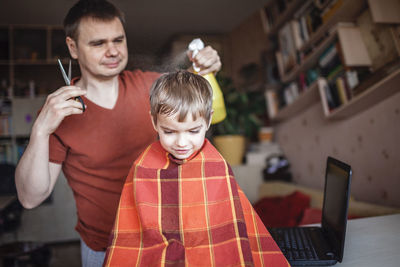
[77,74,120,109]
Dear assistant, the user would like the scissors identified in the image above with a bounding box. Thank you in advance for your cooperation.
[57,59,85,112]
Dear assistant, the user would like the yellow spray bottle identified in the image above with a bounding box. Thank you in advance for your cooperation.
[188,38,226,124]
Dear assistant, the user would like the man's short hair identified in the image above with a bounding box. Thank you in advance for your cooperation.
[150,70,213,125]
[64,0,125,41]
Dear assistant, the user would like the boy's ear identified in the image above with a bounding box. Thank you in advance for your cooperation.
[207,110,214,129]
[149,112,158,132]
[66,37,78,59]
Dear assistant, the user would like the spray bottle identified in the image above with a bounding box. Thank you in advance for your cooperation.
[188,38,226,124]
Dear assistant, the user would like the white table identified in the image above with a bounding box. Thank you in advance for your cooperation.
[335,213,400,267]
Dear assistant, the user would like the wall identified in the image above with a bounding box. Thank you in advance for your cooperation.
[227,11,269,87]
[275,91,400,208]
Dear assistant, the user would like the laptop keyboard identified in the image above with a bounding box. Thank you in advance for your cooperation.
[269,227,319,261]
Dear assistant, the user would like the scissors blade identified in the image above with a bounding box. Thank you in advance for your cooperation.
[57,59,70,86]
[68,59,72,82]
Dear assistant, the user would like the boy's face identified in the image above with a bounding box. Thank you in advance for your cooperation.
[152,112,211,160]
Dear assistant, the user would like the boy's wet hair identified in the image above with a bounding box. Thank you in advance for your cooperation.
[64,0,125,41]
[150,70,213,125]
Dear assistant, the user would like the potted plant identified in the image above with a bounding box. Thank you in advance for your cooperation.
[211,74,266,165]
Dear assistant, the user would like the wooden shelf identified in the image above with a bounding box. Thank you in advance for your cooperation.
[2,59,71,65]
[281,28,337,83]
[300,0,367,53]
[327,68,400,119]
[266,0,304,36]
[272,80,320,122]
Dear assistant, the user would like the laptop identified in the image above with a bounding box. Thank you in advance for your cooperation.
[268,156,352,266]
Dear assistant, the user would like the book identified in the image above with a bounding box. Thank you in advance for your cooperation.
[335,76,348,104]
[319,43,338,68]
[275,51,285,79]
[290,20,304,50]
[345,70,359,90]
[298,72,307,91]
[317,78,333,115]
[300,16,310,42]
[265,90,279,119]
[278,22,297,72]
[321,0,344,23]
[283,85,295,105]
[357,9,400,71]
[326,64,344,80]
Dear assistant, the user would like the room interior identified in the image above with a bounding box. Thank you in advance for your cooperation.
[0,0,399,266]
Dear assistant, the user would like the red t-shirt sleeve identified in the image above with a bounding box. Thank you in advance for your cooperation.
[140,70,162,91]
[49,133,67,164]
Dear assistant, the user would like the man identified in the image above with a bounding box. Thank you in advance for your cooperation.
[15,1,221,266]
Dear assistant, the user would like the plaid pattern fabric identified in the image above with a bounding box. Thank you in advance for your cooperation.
[104,139,289,267]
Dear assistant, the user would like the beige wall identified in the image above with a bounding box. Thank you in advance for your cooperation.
[227,11,269,86]
[275,91,400,208]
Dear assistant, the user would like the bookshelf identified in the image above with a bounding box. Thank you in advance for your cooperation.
[260,0,304,36]
[263,0,400,123]
[273,80,320,121]
[281,27,338,83]
[0,24,69,164]
[327,68,400,119]
[299,0,367,53]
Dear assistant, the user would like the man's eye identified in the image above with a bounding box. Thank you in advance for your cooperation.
[92,42,103,46]
[114,39,124,43]
[163,131,173,134]
[190,130,200,134]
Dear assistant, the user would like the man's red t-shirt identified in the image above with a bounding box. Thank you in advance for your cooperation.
[49,70,160,251]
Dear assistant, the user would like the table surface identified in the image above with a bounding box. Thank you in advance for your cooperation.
[328,213,400,267]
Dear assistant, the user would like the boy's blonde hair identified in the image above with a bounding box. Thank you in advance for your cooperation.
[150,70,213,124]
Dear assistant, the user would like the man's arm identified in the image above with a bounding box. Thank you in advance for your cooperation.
[15,85,86,209]
[15,134,61,209]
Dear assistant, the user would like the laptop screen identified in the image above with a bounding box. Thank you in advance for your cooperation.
[321,157,352,262]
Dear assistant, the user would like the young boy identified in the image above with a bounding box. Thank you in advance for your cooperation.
[103,71,289,266]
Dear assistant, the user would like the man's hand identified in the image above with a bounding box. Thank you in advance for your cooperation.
[187,45,222,76]
[33,85,86,137]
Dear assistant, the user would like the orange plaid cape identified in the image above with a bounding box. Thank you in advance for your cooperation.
[104,139,289,266]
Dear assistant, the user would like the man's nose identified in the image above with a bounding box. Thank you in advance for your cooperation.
[106,43,118,57]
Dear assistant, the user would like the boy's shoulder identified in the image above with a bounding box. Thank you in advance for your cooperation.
[133,141,168,169]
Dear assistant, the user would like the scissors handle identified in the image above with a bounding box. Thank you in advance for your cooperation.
[76,96,86,112]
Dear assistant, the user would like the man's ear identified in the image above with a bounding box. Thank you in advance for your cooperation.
[66,37,78,59]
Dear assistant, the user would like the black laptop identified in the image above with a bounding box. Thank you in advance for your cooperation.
[268,156,352,266]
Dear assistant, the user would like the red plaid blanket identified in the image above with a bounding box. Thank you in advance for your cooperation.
[104,139,289,266]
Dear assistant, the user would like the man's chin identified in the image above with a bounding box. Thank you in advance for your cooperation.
[103,60,127,74]
[98,66,125,79]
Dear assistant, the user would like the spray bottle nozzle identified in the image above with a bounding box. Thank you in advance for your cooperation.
[188,38,205,72]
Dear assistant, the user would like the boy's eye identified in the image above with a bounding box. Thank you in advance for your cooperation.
[163,130,173,134]
[190,130,200,134]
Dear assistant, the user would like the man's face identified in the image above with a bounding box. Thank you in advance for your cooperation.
[68,17,128,79]
[152,112,210,160]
